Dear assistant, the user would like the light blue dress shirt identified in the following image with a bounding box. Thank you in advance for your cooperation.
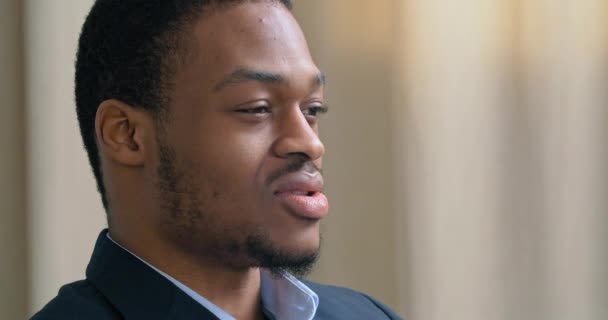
[107,234,319,320]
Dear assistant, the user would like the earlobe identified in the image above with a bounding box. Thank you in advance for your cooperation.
[95,99,149,167]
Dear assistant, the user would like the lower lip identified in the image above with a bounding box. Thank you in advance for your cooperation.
[274,192,329,220]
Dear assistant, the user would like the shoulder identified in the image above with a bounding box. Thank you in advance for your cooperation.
[30,280,120,320]
[303,281,403,320]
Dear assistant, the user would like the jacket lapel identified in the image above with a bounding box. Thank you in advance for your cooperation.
[86,230,220,320]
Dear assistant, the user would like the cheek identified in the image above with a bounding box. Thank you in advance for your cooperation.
[171,112,274,198]
[206,132,268,173]
[189,131,271,199]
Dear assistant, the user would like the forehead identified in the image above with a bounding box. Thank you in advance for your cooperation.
[179,2,317,88]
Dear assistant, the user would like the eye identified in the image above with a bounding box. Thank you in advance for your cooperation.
[236,106,271,114]
[302,104,329,117]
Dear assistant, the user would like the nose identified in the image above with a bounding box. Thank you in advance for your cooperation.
[272,107,325,161]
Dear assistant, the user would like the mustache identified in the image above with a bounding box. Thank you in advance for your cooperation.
[266,155,323,186]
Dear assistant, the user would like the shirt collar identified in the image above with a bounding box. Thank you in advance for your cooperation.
[260,270,319,320]
[106,233,318,320]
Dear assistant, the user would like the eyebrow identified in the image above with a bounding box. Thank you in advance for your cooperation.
[213,67,325,91]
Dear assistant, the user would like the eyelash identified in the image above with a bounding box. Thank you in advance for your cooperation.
[302,105,329,117]
[236,105,329,118]
[237,106,271,114]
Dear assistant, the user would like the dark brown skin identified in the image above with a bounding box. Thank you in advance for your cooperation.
[94,3,326,320]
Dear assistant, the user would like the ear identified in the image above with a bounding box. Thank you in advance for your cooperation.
[95,99,152,167]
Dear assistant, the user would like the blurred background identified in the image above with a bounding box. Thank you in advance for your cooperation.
[1,0,607,319]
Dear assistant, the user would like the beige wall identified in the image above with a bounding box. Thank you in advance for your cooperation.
[396,0,608,319]
[0,0,27,319]
[23,0,105,313]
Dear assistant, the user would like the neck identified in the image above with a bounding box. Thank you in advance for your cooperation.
[108,227,266,320]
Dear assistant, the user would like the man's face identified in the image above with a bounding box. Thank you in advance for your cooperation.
[151,2,327,275]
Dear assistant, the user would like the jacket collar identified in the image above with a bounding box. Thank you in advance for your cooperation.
[86,229,219,320]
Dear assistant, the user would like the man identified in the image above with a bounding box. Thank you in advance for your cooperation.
[33,0,401,319]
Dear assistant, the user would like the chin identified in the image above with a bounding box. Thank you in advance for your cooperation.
[277,223,321,252]
[245,228,321,277]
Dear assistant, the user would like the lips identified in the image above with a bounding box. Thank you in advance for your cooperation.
[273,173,329,220]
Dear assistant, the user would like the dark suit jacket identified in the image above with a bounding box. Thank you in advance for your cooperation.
[32,230,402,319]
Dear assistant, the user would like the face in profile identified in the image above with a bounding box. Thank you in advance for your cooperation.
[151,2,328,276]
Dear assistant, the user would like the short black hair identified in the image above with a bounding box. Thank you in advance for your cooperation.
[75,0,293,210]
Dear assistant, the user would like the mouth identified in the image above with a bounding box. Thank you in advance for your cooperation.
[277,190,318,196]
[272,174,329,220]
